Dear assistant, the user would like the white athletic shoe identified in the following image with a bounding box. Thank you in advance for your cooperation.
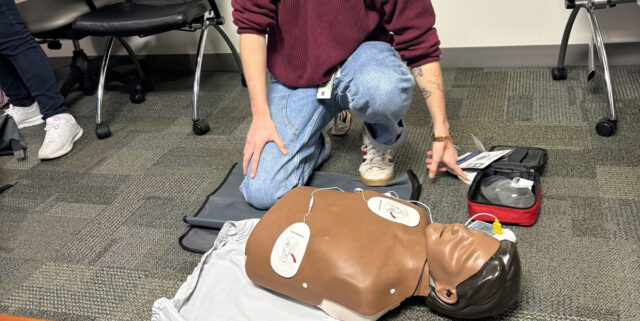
[3,102,44,129]
[359,134,394,186]
[38,114,83,160]
[329,110,352,136]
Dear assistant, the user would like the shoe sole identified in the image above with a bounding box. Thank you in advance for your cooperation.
[16,116,44,129]
[38,127,84,160]
[359,170,394,187]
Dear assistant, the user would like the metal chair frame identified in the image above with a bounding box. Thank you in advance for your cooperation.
[93,0,244,139]
[552,0,636,136]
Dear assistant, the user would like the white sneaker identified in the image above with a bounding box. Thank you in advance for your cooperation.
[359,134,394,186]
[3,102,44,129]
[329,110,352,136]
[38,114,83,160]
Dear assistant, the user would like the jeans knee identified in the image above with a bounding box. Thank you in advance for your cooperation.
[240,176,285,210]
[350,65,414,118]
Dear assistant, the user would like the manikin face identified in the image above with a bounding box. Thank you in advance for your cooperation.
[425,223,500,304]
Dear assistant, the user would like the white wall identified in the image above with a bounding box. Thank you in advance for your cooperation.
[432,0,640,48]
[41,0,640,57]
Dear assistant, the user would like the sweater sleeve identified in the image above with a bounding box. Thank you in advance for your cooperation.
[231,0,277,35]
[378,0,441,67]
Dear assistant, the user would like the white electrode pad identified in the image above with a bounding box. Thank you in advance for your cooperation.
[270,222,311,278]
[367,197,420,227]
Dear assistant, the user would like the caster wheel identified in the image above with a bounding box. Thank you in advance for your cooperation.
[95,124,111,139]
[193,119,210,136]
[551,67,567,80]
[595,118,616,137]
[130,91,145,104]
[241,75,247,88]
[129,83,145,104]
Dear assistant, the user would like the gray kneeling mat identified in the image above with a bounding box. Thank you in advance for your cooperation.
[179,163,421,253]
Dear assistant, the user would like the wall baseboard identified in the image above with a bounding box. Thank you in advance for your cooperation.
[440,42,640,67]
[49,43,640,72]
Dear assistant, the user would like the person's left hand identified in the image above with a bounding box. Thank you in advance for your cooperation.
[426,139,469,181]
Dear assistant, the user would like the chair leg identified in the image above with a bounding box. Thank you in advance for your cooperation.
[212,24,246,87]
[587,36,596,81]
[95,37,115,139]
[552,7,580,80]
[116,37,148,86]
[586,6,617,136]
[192,26,210,136]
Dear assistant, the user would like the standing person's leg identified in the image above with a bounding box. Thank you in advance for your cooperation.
[0,0,67,118]
[0,0,83,159]
[333,41,415,186]
[0,55,43,128]
[240,77,337,209]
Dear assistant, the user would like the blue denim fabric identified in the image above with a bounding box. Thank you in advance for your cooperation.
[0,0,67,118]
[241,41,415,209]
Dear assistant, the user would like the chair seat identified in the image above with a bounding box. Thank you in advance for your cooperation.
[73,0,208,37]
[17,0,123,36]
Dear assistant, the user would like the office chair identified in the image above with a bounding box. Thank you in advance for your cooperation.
[551,0,637,137]
[16,0,149,103]
[73,0,245,139]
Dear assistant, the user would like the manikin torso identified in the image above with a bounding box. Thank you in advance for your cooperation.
[245,187,499,320]
[245,187,430,319]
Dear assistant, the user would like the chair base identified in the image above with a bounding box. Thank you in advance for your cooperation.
[551,3,624,137]
[57,48,150,103]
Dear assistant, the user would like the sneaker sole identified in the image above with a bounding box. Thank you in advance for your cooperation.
[359,170,394,187]
[38,127,83,160]
[16,117,44,129]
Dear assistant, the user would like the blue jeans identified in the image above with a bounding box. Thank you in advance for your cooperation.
[241,41,415,209]
[0,0,67,118]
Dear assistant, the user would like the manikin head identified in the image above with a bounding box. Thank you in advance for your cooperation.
[422,223,521,319]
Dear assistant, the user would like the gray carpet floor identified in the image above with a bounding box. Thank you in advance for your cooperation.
[1,66,639,320]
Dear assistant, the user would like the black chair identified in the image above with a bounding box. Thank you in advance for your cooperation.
[551,0,637,137]
[73,0,245,139]
[17,0,148,102]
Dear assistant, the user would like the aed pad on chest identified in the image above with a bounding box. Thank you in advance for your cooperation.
[367,197,420,227]
[270,222,311,278]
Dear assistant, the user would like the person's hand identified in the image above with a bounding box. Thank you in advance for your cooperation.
[243,116,288,178]
[426,139,469,181]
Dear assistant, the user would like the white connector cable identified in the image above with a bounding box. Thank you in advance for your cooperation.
[465,212,499,227]
[303,187,344,224]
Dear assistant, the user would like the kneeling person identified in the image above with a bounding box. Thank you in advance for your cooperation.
[232,0,468,209]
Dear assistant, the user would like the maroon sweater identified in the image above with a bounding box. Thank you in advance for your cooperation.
[232,0,441,88]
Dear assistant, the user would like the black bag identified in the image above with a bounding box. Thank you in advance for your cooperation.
[0,114,27,161]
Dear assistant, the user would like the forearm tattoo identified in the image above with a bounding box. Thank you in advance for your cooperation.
[420,87,432,100]
[412,66,444,102]
[429,78,444,91]
[411,66,424,78]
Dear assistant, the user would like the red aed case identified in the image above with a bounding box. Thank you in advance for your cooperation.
[467,146,547,226]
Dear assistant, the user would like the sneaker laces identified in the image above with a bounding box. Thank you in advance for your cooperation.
[43,119,69,141]
[361,143,391,170]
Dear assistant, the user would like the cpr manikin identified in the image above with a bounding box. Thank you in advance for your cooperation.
[245,187,521,320]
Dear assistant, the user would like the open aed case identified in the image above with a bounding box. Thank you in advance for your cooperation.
[467,146,547,226]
